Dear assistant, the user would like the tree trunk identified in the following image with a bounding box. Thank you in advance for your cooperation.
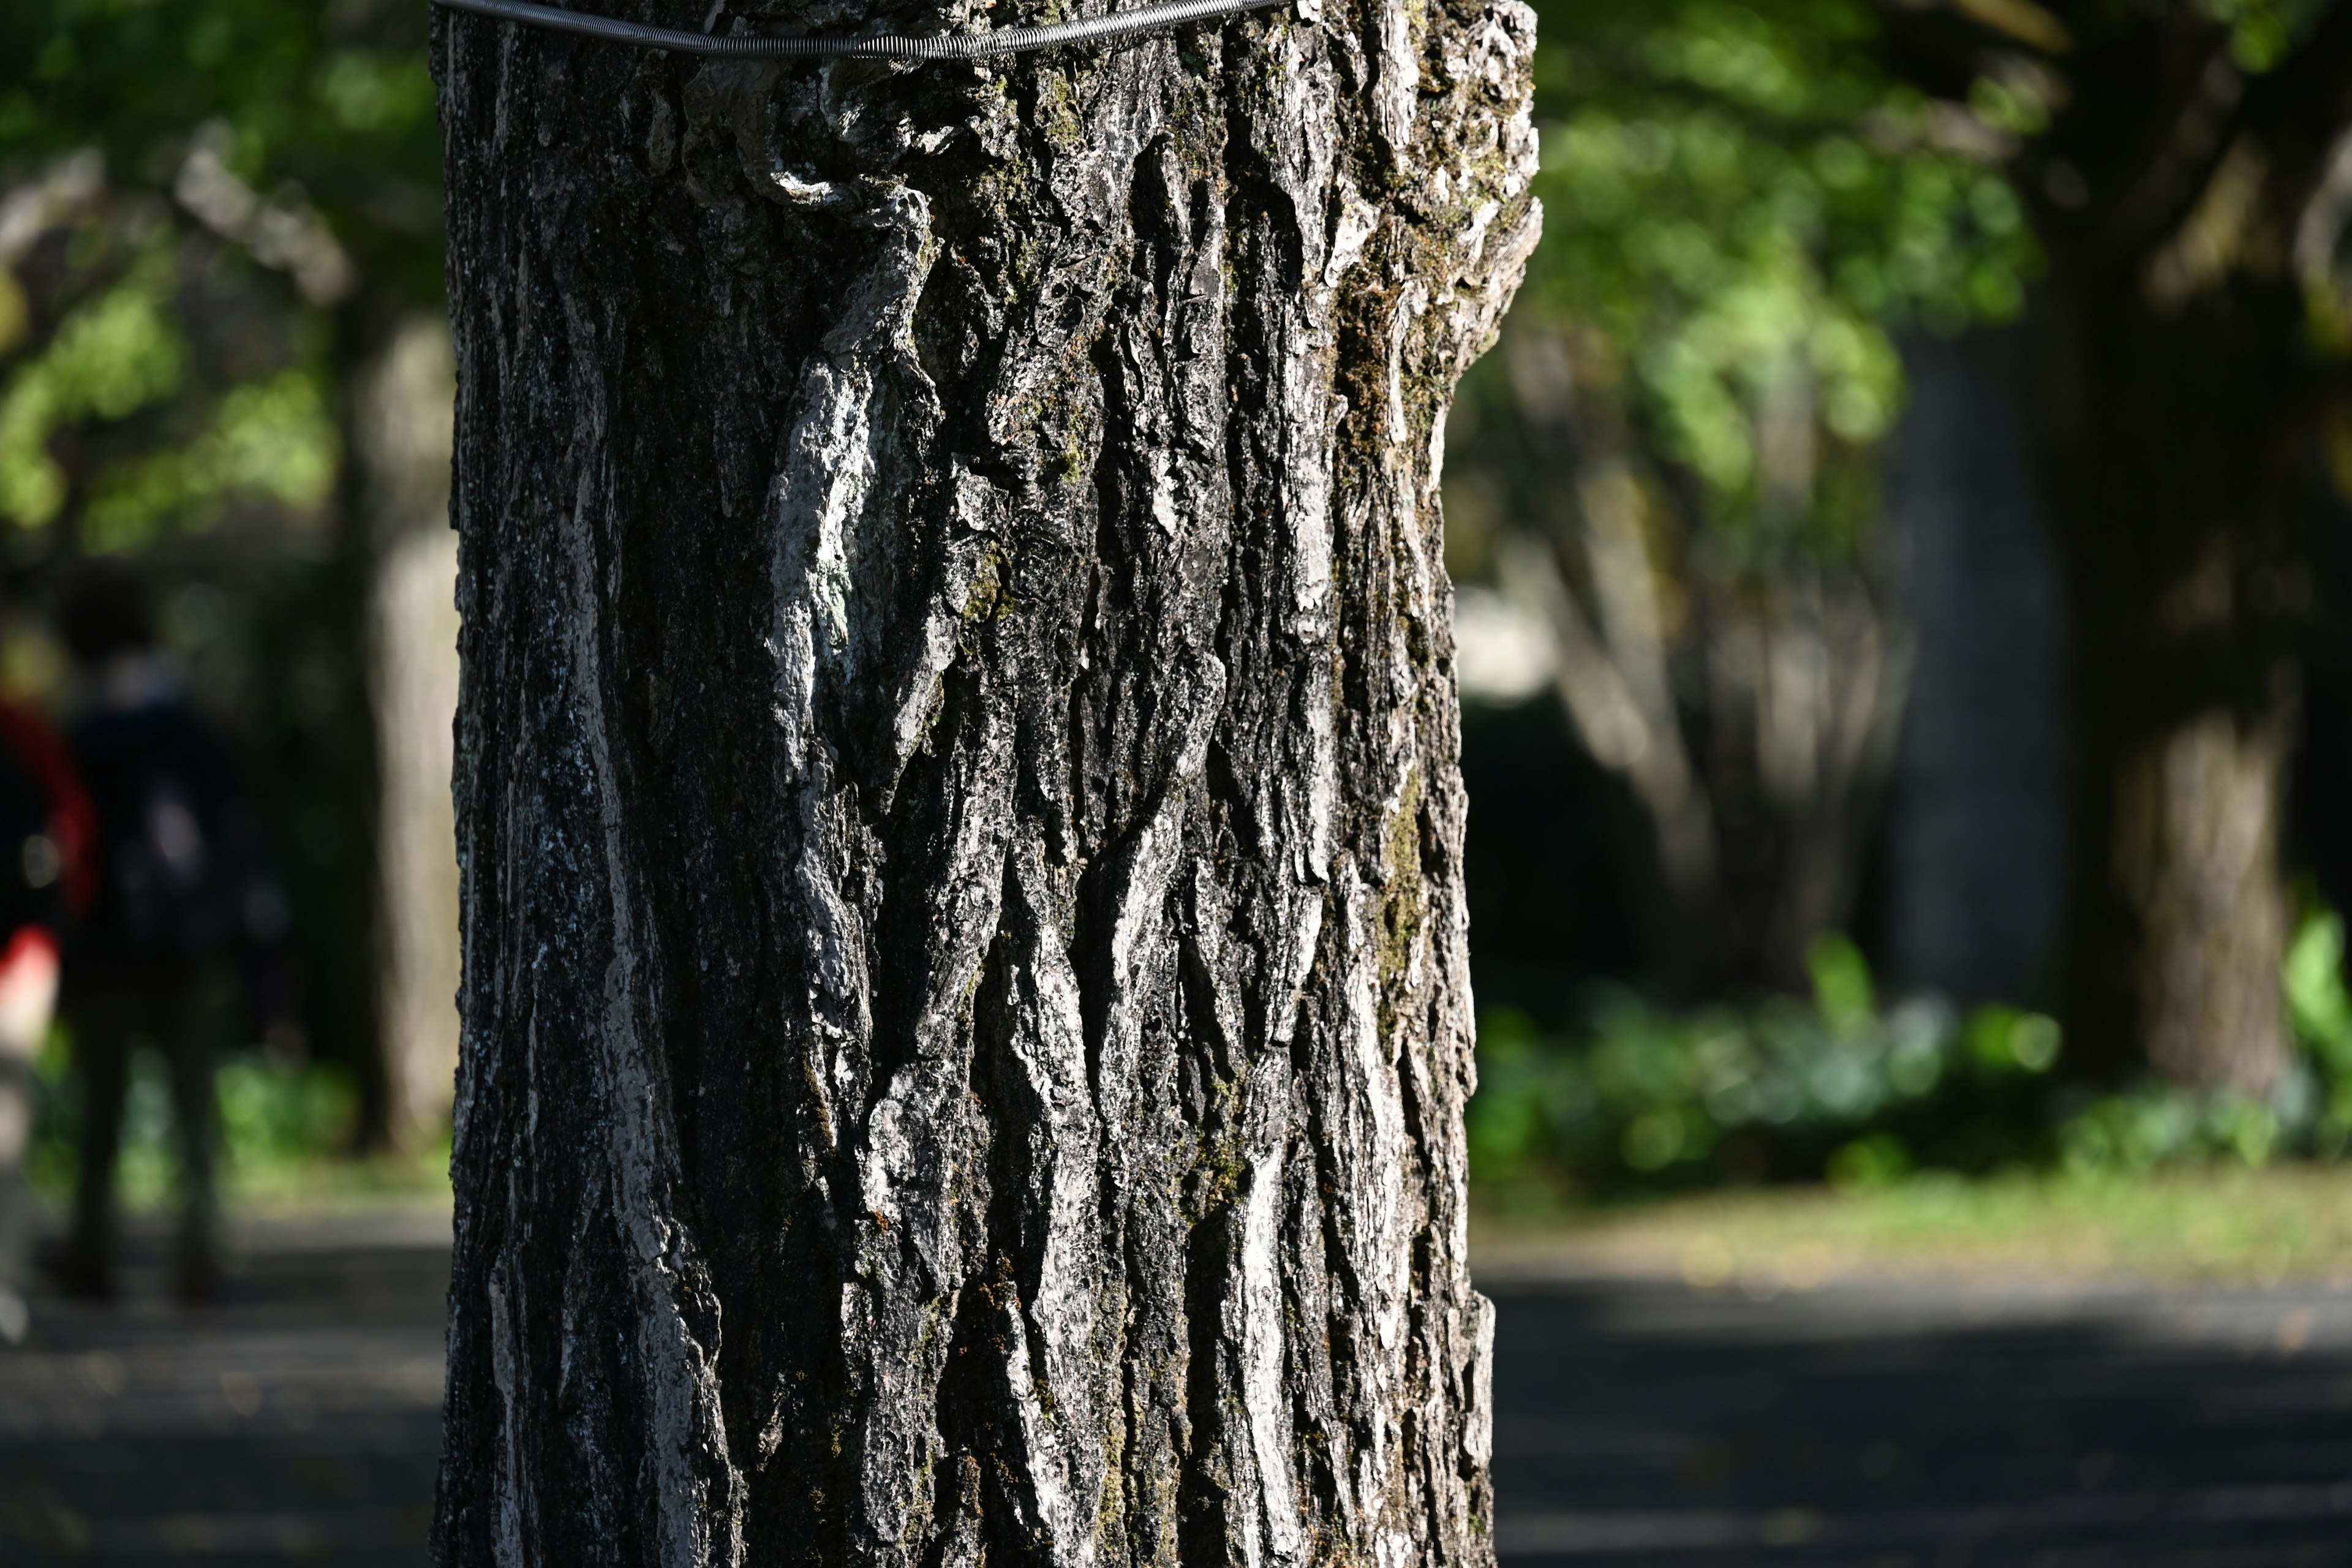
[355,313,464,1151]
[1883,326,2065,1006]
[1985,4,2352,1096]
[1469,321,1909,999]
[2037,272,2309,1095]
[430,4,1536,1563]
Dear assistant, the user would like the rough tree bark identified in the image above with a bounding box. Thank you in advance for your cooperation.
[430,0,1536,1561]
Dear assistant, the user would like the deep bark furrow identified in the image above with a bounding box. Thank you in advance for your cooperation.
[434,2,1537,1562]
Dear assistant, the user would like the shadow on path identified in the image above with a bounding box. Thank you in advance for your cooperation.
[7,1208,2351,1566]
[0,1205,448,1566]
[1487,1269,2352,1567]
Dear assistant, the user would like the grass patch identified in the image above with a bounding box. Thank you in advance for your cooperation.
[1472,1163,2352,1289]
[221,1139,451,1210]
[29,1029,450,1215]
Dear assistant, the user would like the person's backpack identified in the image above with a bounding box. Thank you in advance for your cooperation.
[72,698,252,963]
[116,766,235,956]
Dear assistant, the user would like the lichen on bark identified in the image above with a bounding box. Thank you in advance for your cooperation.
[429,0,1537,1560]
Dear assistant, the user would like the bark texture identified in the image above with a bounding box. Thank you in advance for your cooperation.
[431,1,1536,1562]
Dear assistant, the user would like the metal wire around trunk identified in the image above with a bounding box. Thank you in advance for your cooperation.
[430,0,1284,57]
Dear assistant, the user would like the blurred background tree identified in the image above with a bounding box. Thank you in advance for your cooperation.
[1449,0,2352,1186]
[0,0,455,1154]
[1896,0,2352,1099]
[1446,0,2041,1006]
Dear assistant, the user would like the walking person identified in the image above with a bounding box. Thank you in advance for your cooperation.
[50,567,257,1303]
[0,670,96,1342]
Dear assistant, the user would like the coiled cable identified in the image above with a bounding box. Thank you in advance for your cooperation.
[431,0,1285,58]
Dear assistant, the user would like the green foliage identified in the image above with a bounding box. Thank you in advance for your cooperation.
[1471,907,2352,1198]
[2196,0,2336,72]
[2054,1086,2286,1177]
[2286,902,2352,1082]
[1469,933,2064,1194]
[1510,0,2037,556]
[0,254,189,529]
[0,213,343,552]
[29,1025,360,1208]
[0,0,443,288]
[2041,905,2352,1177]
[1,0,439,557]
[216,1050,361,1173]
[81,367,340,551]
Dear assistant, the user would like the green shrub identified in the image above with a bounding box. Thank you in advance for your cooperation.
[215,1053,360,1173]
[1472,908,2352,1197]
[29,1028,359,1207]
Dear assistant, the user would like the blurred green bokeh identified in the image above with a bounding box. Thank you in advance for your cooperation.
[1471,903,2352,1203]
[1482,0,2037,566]
[23,1023,453,1210]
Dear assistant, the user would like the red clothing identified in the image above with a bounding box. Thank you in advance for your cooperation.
[0,698,97,918]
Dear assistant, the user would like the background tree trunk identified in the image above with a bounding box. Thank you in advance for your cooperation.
[2037,273,2309,1095]
[355,312,463,1151]
[1454,319,1910,1000]
[431,2,1536,1563]
[1865,0,2352,1095]
[2015,5,2352,1096]
[1883,327,2065,1006]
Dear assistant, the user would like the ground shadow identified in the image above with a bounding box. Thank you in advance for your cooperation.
[8,1222,2351,1566]
[1,1221,448,1567]
[1488,1272,2352,1567]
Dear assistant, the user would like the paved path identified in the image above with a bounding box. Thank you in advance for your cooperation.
[1486,1263,2352,1566]
[0,1205,449,1566]
[4,1205,2350,1564]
